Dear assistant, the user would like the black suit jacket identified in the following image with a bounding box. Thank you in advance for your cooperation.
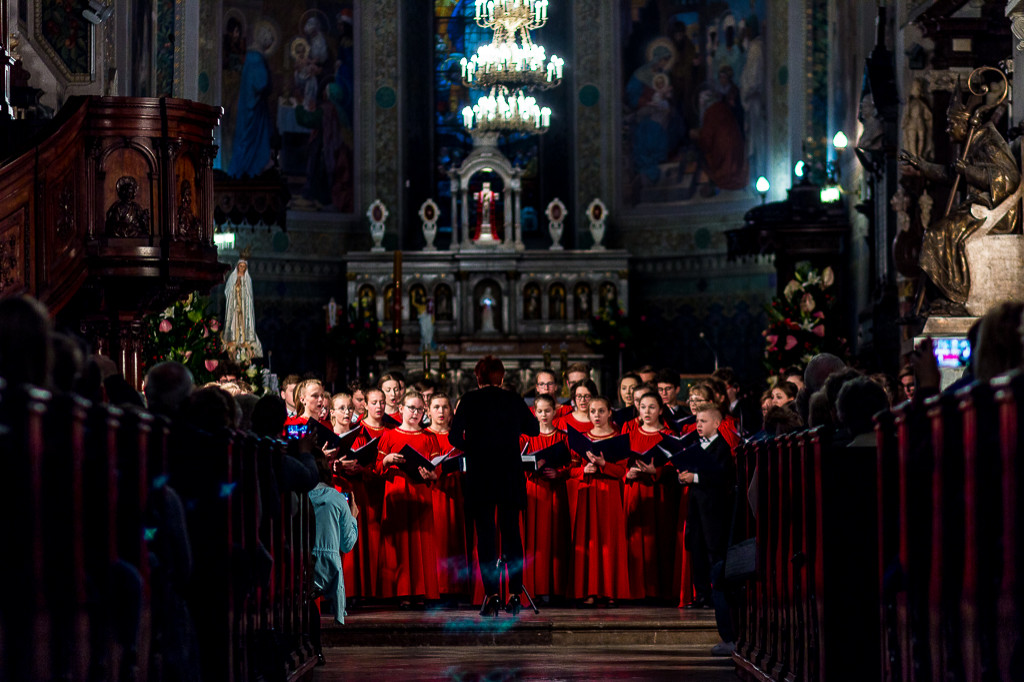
[449,385,539,509]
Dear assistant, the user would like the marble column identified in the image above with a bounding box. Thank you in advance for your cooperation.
[1008,2,1024,128]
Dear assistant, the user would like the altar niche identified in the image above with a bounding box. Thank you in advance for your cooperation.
[473,278,504,334]
[469,172,504,245]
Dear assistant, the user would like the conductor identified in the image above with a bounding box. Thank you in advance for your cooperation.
[449,355,539,616]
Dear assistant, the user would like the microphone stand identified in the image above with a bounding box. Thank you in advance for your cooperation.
[497,553,540,614]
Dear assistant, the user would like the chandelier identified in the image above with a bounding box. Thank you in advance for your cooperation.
[460,0,562,135]
[462,86,551,134]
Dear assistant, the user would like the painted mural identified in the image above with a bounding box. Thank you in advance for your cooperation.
[621,0,766,206]
[219,1,355,213]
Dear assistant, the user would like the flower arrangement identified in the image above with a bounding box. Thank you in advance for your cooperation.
[144,291,255,386]
[586,302,634,356]
[762,265,849,375]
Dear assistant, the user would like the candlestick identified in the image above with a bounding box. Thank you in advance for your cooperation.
[422,350,431,375]
[392,250,403,334]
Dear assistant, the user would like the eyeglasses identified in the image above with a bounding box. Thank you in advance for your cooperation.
[403,405,426,413]
[576,394,592,401]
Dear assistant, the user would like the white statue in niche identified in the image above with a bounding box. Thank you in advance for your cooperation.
[479,286,497,333]
[901,78,933,161]
[474,182,499,243]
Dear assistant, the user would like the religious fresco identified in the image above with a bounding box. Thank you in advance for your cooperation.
[621,0,766,206]
[219,0,355,213]
[35,0,92,82]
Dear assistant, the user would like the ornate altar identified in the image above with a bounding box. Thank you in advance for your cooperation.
[447,132,525,251]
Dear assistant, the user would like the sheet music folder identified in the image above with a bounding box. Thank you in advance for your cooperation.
[566,427,632,463]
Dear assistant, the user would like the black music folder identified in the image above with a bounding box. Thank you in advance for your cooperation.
[306,420,362,451]
[397,444,437,482]
[566,427,632,463]
[349,437,381,467]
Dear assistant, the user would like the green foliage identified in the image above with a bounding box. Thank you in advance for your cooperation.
[326,303,387,360]
[145,292,237,386]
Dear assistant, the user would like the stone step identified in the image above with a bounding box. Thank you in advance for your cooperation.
[315,644,736,681]
[321,606,721,648]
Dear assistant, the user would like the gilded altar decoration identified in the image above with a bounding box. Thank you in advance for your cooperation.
[105,176,151,238]
[899,67,1020,314]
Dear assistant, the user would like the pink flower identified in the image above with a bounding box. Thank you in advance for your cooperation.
[766,334,778,350]
[800,293,815,313]
[205,359,219,372]
[202,326,209,338]
[158,319,172,333]
[812,325,825,338]
[184,350,193,360]
[209,319,220,332]
[814,311,825,319]
[785,336,798,350]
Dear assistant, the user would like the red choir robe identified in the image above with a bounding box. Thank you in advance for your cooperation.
[338,421,390,599]
[427,428,471,596]
[520,429,571,599]
[554,411,591,526]
[569,428,630,600]
[376,427,441,600]
[624,426,675,600]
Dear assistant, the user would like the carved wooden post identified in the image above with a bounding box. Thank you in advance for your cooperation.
[0,0,13,120]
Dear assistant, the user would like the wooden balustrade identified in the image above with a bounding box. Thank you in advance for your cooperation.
[0,381,318,682]
[735,372,1024,682]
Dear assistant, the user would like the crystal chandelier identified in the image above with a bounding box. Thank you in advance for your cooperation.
[462,86,551,134]
[460,0,562,135]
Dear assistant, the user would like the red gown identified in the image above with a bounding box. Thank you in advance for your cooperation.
[624,426,674,600]
[554,411,591,526]
[339,422,389,599]
[427,428,471,597]
[520,430,571,599]
[569,428,630,600]
[376,427,441,600]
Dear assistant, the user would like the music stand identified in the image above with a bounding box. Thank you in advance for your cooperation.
[497,553,540,615]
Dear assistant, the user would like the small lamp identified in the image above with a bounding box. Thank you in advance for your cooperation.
[755,176,770,204]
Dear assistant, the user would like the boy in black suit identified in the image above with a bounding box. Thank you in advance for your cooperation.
[678,405,737,655]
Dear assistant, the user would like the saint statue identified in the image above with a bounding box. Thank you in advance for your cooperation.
[223,258,264,361]
[105,176,151,238]
[899,76,1020,313]
[479,286,498,333]
[412,288,435,351]
[901,79,933,161]
[474,182,498,242]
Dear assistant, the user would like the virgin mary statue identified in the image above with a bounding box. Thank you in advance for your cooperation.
[224,259,264,361]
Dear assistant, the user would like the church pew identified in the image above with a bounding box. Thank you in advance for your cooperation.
[771,433,793,681]
[748,438,771,669]
[788,431,809,682]
[993,370,1023,682]
[925,393,966,682]
[115,406,154,681]
[0,384,53,681]
[874,409,902,682]
[42,392,91,682]
[894,397,933,682]
[958,382,1002,681]
[761,436,781,674]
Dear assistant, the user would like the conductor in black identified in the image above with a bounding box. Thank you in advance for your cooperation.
[449,355,539,616]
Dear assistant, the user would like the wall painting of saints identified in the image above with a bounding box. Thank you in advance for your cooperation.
[219,1,355,213]
[621,0,766,207]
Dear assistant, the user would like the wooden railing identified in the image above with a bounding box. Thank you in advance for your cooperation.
[733,371,1024,682]
[0,378,318,682]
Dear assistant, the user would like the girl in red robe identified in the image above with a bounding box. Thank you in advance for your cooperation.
[379,373,403,426]
[425,393,471,599]
[376,389,441,604]
[624,391,676,600]
[520,394,570,601]
[569,395,629,604]
[341,387,390,600]
[555,379,597,528]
